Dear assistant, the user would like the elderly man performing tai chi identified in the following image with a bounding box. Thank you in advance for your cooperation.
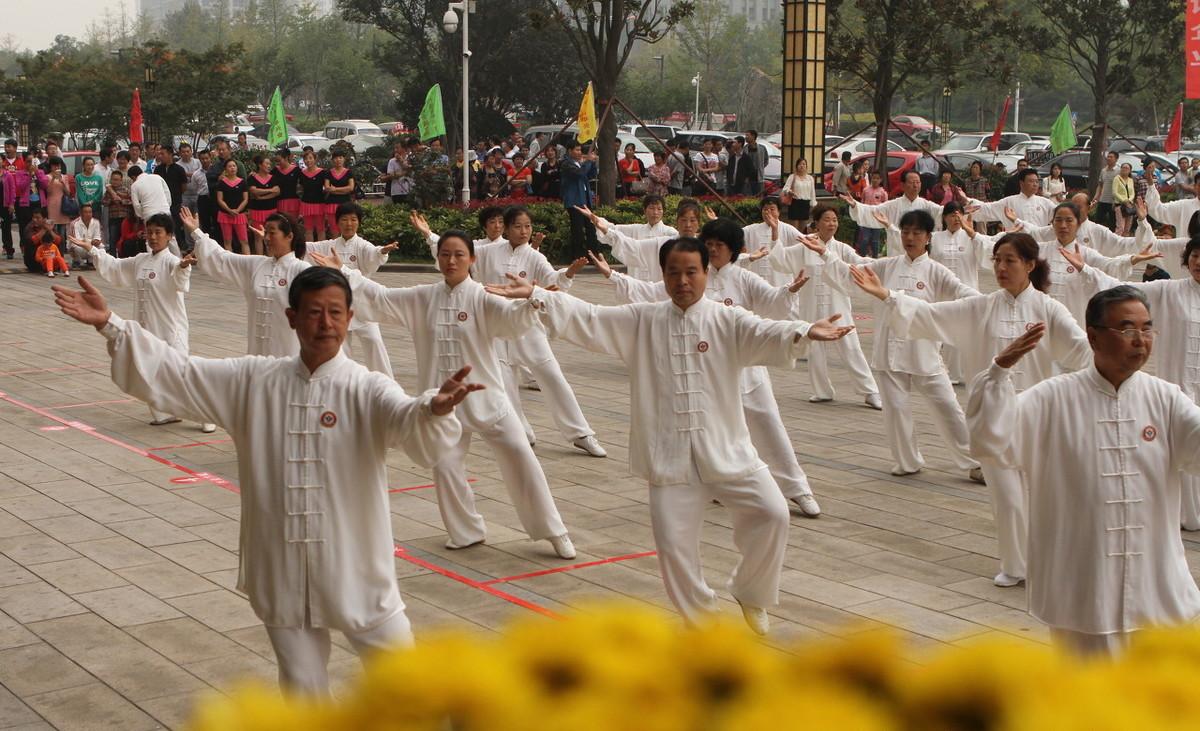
[486,237,855,635]
[51,268,479,695]
[968,285,1200,656]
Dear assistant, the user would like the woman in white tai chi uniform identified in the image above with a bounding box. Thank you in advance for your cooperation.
[304,202,398,375]
[414,206,606,457]
[815,209,982,481]
[850,232,1092,587]
[181,207,312,358]
[315,230,577,558]
[487,237,855,634]
[968,286,1200,656]
[584,217,822,517]
[763,201,881,407]
[52,267,478,694]
[595,198,702,282]
[607,193,678,280]
[70,212,216,433]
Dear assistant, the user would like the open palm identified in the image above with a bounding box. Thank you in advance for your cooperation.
[53,277,111,328]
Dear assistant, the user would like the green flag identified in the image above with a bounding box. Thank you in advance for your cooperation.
[1049,104,1076,154]
[418,84,445,142]
[267,86,288,149]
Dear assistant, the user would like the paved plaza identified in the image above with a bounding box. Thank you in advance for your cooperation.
[0,257,1193,729]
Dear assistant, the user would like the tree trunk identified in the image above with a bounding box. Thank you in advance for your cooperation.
[872,89,892,182]
[596,78,618,206]
[1086,43,1110,199]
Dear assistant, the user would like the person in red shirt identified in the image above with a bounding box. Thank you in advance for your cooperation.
[508,152,533,199]
[925,169,963,205]
[618,143,645,198]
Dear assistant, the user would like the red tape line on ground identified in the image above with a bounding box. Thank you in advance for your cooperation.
[479,551,657,586]
[0,389,564,618]
[392,544,561,619]
[149,438,234,451]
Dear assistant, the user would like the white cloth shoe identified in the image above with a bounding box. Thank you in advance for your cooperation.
[790,495,821,518]
[200,423,217,434]
[890,466,921,476]
[149,417,182,426]
[520,379,541,391]
[445,537,485,550]
[968,467,986,484]
[993,572,1025,588]
[864,393,883,410]
[549,534,576,559]
[736,599,770,636]
[808,395,833,403]
[572,435,607,457]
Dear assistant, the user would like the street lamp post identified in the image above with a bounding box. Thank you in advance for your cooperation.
[443,0,475,206]
[691,73,702,130]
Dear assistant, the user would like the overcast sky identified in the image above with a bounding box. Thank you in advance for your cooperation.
[8,0,122,52]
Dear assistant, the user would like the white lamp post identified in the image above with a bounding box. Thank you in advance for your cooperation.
[691,73,702,130]
[443,1,474,205]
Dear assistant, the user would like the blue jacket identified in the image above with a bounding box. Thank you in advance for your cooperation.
[560,158,595,208]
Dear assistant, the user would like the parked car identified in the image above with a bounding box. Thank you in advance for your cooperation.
[891,115,935,136]
[287,134,333,153]
[937,131,1031,155]
[618,123,680,150]
[822,151,935,197]
[322,119,386,141]
[1005,140,1051,158]
[673,129,733,152]
[209,133,269,151]
[826,136,904,164]
[1035,151,1144,189]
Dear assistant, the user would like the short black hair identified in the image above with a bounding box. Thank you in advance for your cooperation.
[502,205,531,227]
[942,201,965,220]
[3,139,14,147]
[898,209,935,234]
[659,236,709,272]
[641,194,665,211]
[335,202,364,223]
[145,213,174,232]
[1182,234,1200,268]
[437,229,474,256]
[478,205,505,230]
[1017,167,1039,182]
[760,195,782,213]
[1085,285,1149,330]
[675,198,703,222]
[288,265,352,311]
[700,218,745,260]
[128,165,142,179]
[901,170,921,184]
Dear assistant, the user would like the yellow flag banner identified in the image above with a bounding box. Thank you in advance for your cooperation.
[577,82,597,143]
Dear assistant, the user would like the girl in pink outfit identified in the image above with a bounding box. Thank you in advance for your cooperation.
[37,157,76,238]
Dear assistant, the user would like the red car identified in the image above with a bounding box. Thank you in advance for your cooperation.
[890,115,935,137]
[823,151,939,197]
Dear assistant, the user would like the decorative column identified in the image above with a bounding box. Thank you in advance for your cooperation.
[781,0,827,177]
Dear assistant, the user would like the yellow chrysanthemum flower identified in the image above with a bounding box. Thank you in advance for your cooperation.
[186,683,340,731]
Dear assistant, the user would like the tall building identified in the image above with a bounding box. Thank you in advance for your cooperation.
[725,0,782,27]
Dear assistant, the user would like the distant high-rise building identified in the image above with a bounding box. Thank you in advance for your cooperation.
[138,0,334,25]
[724,0,782,28]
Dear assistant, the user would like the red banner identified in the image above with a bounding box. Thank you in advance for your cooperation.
[129,88,144,144]
[1167,103,1184,152]
[989,95,1012,151]
[1189,0,1200,99]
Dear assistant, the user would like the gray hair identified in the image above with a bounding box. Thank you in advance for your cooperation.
[1085,285,1150,329]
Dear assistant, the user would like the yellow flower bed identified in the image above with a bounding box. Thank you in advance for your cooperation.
[187,604,1200,731]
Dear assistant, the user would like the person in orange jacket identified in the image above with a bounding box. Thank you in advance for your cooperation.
[34,232,69,277]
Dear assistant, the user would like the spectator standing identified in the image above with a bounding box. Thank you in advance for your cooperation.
[961,160,990,202]
[215,158,250,253]
[2,149,37,259]
[102,169,132,255]
[831,150,852,196]
[272,148,301,220]
[915,142,939,193]
[1043,162,1067,202]
[1093,151,1120,230]
[247,154,281,256]
[1003,159,1029,197]
[855,169,888,257]
[696,139,720,195]
[726,138,753,195]
[177,143,203,214]
[645,151,671,197]
[925,170,963,205]
[1174,157,1194,199]
[847,159,867,200]
[153,145,187,241]
[780,157,817,230]
[1112,162,1136,235]
[382,141,412,205]
[74,157,105,236]
[508,152,533,198]
[666,138,686,195]
[744,130,768,195]
[618,143,645,198]
[38,157,75,241]
[561,141,598,260]
[476,149,509,199]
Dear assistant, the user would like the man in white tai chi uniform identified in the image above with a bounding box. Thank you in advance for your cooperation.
[968,285,1200,656]
[52,267,478,694]
[486,237,854,634]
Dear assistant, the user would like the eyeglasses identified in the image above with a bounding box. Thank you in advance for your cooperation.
[1099,326,1157,340]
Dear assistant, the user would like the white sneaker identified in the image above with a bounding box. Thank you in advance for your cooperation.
[808,395,833,403]
[572,435,607,457]
[865,393,883,410]
[890,466,921,476]
[200,423,217,434]
[790,494,821,517]
[46,272,54,277]
[968,467,986,484]
[736,599,770,636]
[993,572,1025,588]
[549,534,576,559]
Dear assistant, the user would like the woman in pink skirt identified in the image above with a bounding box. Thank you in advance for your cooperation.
[298,149,328,240]
[247,154,280,256]
[322,149,355,236]
[273,148,301,220]
[215,158,249,253]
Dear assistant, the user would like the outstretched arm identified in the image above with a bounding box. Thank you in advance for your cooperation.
[181,207,258,289]
[964,324,1044,466]
[374,366,474,467]
[486,277,637,361]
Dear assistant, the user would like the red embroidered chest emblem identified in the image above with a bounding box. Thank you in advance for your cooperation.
[1143,425,1157,442]
[697,341,709,353]
[320,411,337,428]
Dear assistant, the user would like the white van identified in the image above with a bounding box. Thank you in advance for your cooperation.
[322,120,385,140]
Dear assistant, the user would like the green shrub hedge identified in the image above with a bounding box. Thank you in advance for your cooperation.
[359,195,863,265]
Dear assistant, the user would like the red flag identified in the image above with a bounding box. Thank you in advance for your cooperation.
[129,88,144,144]
[1166,103,1184,153]
[989,95,1012,152]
